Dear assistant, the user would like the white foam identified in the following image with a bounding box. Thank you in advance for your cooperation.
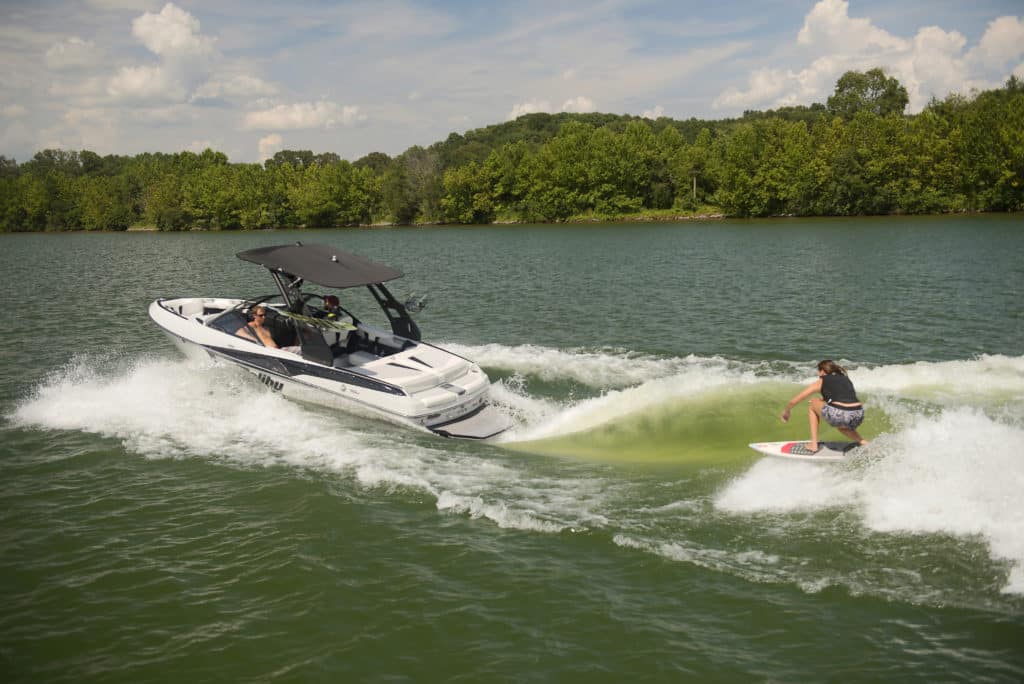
[13,347,1024,596]
[445,343,752,388]
[859,409,1024,594]
[435,491,565,533]
[12,354,379,470]
[11,354,619,535]
[485,375,561,440]
[614,535,786,585]
[855,355,1024,405]
[470,348,764,441]
[717,408,1024,594]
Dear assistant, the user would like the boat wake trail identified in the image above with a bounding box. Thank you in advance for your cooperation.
[11,353,379,467]
[715,407,1024,595]
[9,352,622,535]
[10,346,1024,600]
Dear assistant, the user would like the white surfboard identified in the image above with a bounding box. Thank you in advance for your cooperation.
[748,440,859,462]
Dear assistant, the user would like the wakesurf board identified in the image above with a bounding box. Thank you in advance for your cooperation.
[748,440,859,462]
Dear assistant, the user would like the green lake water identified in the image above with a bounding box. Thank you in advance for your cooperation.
[1,215,1023,682]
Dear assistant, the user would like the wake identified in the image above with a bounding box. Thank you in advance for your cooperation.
[10,346,1024,597]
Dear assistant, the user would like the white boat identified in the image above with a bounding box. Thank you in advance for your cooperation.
[148,242,509,439]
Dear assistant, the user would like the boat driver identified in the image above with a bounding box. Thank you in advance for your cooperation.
[236,305,280,348]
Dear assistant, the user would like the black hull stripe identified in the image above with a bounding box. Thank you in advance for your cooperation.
[204,344,407,396]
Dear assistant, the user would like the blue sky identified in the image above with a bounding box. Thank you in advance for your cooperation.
[1,0,1022,164]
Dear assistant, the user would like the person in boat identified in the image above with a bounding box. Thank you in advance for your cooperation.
[320,294,341,319]
[316,294,357,352]
[780,360,868,453]
[236,305,281,348]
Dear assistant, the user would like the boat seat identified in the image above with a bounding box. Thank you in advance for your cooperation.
[176,300,205,318]
[365,331,407,352]
[346,351,378,366]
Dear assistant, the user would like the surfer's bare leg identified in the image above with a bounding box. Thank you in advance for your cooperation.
[837,426,868,445]
[807,398,824,450]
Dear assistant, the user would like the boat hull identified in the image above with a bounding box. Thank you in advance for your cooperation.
[149,298,508,439]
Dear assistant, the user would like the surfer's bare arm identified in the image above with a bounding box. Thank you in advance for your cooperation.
[781,379,822,422]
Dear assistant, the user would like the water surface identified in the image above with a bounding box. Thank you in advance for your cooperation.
[2,215,1023,682]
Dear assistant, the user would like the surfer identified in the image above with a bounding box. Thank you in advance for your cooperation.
[780,360,868,453]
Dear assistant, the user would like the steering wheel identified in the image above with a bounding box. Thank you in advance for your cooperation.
[301,293,325,306]
[237,294,282,316]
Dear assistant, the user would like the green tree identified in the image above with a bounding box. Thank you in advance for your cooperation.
[0,175,26,230]
[653,126,684,208]
[957,83,1024,210]
[440,162,494,224]
[670,127,716,208]
[354,151,392,175]
[827,68,909,119]
[482,142,529,218]
[182,164,242,229]
[892,108,961,213]
[520,121,596,220]
[264,149,315,169]
[381,146,442,223]
[286,163,336,227]
[145,174,189,230]
[18,174,50,230]
[0,155,17,178]
[76,175,132,230]
[236,164,277,230]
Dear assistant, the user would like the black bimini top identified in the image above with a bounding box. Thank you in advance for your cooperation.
[236,243,403,288]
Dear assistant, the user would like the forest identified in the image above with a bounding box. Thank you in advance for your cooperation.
[0,69,1021,232]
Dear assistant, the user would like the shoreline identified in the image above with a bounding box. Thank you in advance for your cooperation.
[5,209,1019,234]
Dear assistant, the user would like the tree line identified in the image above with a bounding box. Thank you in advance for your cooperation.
[0,69,1021,232]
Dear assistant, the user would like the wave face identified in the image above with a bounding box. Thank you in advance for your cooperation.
[12,347,1024,600]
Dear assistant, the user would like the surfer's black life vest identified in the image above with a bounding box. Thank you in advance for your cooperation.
[821,373,860,406]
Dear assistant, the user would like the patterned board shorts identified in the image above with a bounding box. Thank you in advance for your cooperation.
[822,404,865,429]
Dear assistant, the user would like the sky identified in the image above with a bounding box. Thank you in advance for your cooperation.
[1,0,1022,164]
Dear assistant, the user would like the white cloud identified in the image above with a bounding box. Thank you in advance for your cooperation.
[48,76,106,100]
[132,3,216,58]
[968,16,1024,69]
[4,0,1019,164]
[258,133,283,162]
[124,105,196,124]
[1,119,34,158]
[641,105,665,119]
[507,100,551,120]
[192,74,277,101]
[506,95,595,120]
[714,68,789,110]
[243,101,364,130]
[717,0,1024,114]
[107,64,186,101]
[797,0,907,53]
[902,26,973,106]
[46,37,100,70]
[2,104,28,118]
[54,107,120,153]
[561,95,594,113]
